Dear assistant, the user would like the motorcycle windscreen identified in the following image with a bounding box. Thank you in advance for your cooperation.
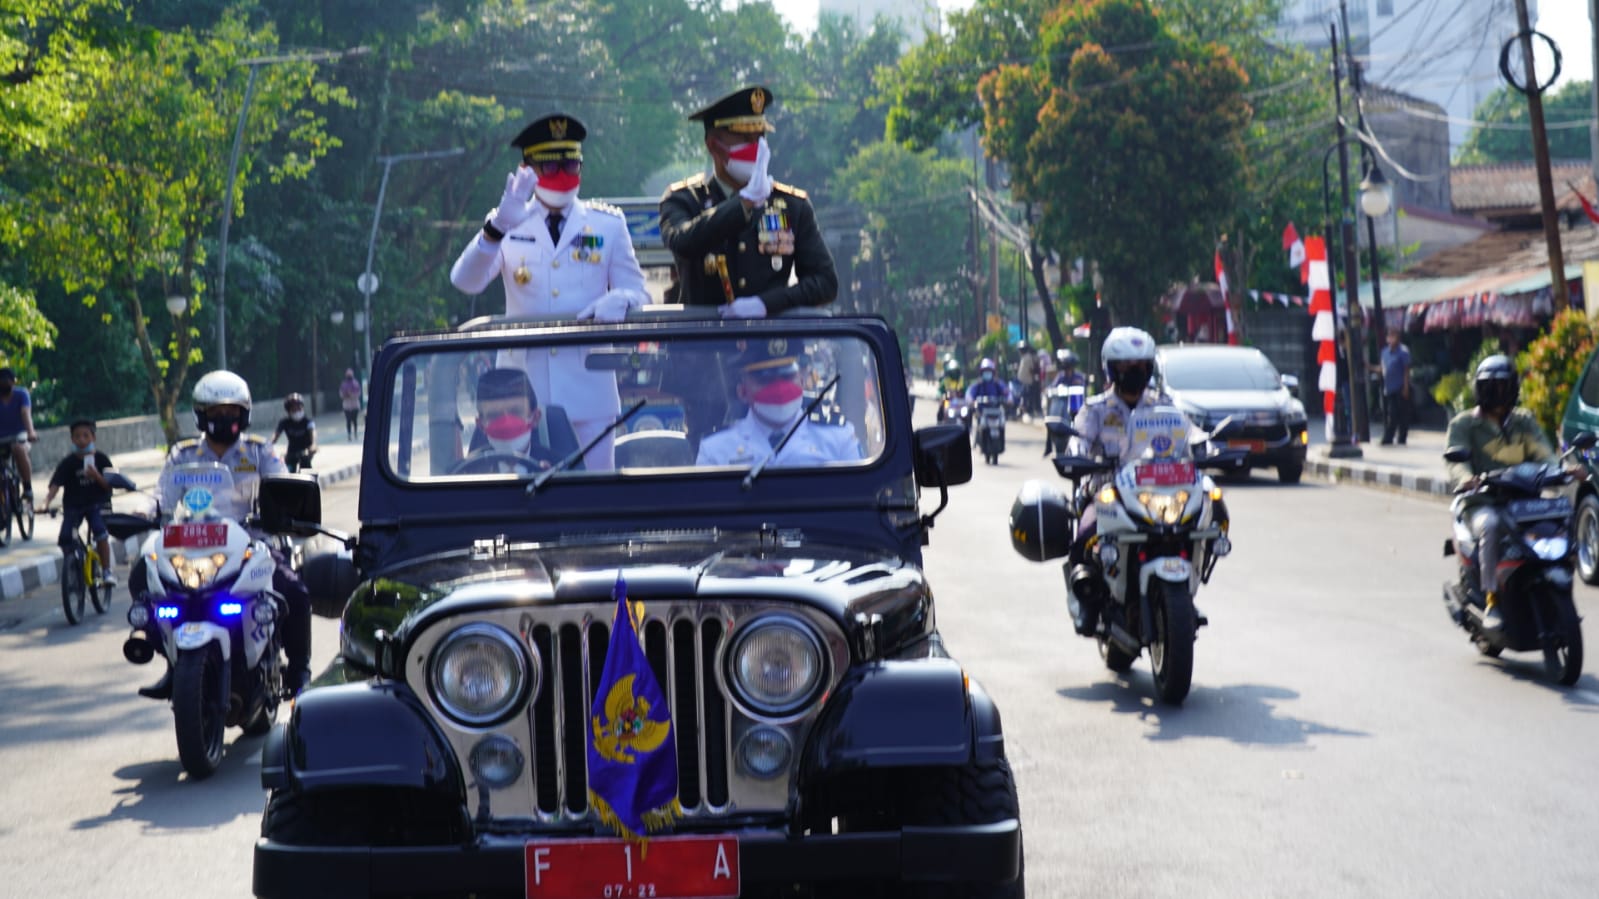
[159,461,246,525]
[1122,407,1197,487]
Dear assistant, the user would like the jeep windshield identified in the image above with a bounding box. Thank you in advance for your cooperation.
[381,330,888,482]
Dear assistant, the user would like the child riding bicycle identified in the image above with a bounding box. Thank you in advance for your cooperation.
[42,419,117,587]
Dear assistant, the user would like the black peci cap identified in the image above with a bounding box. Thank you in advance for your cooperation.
[689,86,776,135]
[476,368,539,408]
[511,114,586,164]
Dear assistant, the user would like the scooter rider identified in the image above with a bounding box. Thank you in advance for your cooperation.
[131,371,314,699]
[965,357,1009,403]
[1445,355,1573,626]
[1065,327,1174,635]
[1044,349,1088,457]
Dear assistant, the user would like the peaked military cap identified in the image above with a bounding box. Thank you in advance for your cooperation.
[689,86,776,134]
[511,114,586,163]
[731,338,803,379]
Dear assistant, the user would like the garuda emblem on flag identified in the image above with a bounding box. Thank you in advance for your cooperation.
[588,575,680,842]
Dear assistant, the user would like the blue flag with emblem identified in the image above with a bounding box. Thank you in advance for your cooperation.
[588,574,680,841]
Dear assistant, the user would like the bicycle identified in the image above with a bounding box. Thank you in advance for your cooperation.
[47,503,111,625]
[0,435,35,546]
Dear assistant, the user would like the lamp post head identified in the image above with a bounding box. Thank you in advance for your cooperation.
[165,295,187,317]
[331,310,346,325]
[1360,166,1392,218]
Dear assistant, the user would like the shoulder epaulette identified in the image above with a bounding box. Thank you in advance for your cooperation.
[587,200,623,218]
[242,433,268,445]
[172,438,199,453]
[772,180,808,200]
[667,173,709,194]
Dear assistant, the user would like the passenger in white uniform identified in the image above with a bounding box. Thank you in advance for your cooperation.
[696,341,862,467]
[449,113,648,470]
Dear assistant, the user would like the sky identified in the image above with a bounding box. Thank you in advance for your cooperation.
[1539,0,1594,88]
[769,0,1594,90]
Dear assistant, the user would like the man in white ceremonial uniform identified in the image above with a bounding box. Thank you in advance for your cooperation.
[696,340,862,467]
[450,113,648,470]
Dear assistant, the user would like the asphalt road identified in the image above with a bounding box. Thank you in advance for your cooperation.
[6,424,1599,897]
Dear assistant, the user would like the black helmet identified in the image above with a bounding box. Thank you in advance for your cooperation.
[1473,355,1518,410]
[284,392,306,411]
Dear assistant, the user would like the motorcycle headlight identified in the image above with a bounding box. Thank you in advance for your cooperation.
[1525,534,1570,561]
[728,617,826,717]
[430,624,533,726]
[1134,490,1191,525]
[164,551,236,591]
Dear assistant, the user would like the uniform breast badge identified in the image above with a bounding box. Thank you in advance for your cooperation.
[577,232,603,263]
[758,200,795,271]
[514,259,531,285]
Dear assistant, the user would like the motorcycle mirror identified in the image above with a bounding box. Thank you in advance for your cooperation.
[1571,431,1599,452]
[1045,420,1078,439]
[1443,446,1472,464]
[1207,415,1237,438]
[105,471,138,492]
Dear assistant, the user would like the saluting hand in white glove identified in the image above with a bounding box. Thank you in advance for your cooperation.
[720,296,768,319]
[738,138,773,205]
[488,168,538,235]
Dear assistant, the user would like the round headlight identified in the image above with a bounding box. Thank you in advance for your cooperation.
[736,725,793,778]
[728,617,825,717]
[470,735,525,789]
[127,603,151,629]
[430,624,531,726]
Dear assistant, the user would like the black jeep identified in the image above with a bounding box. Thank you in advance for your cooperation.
[253,311,1022,898]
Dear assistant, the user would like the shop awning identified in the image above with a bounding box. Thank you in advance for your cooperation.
[1358,263,1581,309]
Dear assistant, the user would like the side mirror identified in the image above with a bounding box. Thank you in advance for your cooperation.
[301,549,359,619]
[1571,431,1599,451]
[1443,446,1472,464]
[258,473,322,535]
[1280,374,1299,393]
[914,423,973,488]
[1045,420,1078,440]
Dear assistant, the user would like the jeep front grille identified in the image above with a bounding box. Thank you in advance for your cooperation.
[529,615,730,817]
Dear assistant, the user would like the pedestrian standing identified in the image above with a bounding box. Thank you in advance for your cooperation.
[659,85,837,316]
[1016,343,1038,418]
[920,338,937,381]
[339,369,362,441]
[1374,325,1411,446]
[449,113,649,470]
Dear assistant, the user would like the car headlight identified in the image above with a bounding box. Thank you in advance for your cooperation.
[1284,402,1307,425]
[1135,490,1191,525]
[165,551,234,591]
[430,623,533,726]
[1526,534,1570,561]
[728,617,826,717]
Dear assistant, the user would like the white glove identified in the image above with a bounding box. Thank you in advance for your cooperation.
[738,137,772,204]
[488,168,537,234]
[577,289,641,323]
[720,296,768,319]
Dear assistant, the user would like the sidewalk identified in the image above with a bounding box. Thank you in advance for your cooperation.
[910,377,1455,499]
[0,410,365,602]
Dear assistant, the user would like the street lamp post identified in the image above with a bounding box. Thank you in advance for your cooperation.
[360,147,465,377]
[215,47,366,371]
[1360,163,1393,343]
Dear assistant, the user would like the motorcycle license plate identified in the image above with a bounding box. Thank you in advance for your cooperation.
[1134,461,1195,487]
[526,836,738,899]
[163,523,228,549]
[1508,496,1572,521]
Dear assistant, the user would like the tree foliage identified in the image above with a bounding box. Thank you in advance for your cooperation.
[980,0,1250,327]
[1457,80,1593,165]
[1518,309,1596,441]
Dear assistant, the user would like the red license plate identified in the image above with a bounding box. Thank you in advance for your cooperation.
[162,523,228,549]
[526,836,739,899]
[1228,439,1265,454]
[1134,461,1195,486]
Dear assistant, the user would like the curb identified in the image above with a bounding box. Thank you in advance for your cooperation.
[1302,453,1452,499]
[0,460,363,602]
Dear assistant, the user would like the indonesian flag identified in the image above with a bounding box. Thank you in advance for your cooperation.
[1214,251,1229,295]
[1576,186,1599,225]
[1283,222,1306,270]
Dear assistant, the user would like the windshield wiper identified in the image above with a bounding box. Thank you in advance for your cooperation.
[742,375,840,490]
[527,398,648,496]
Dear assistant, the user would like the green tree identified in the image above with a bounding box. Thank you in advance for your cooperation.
[983,0,1250,328]
[1519,309,1595,440]
[8,8,350,441]
[1457,80,1593,164]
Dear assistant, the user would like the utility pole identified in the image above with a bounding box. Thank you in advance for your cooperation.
[1332,10,1371,443]
[1591,0,1599,189]
[1510,0,1570,311]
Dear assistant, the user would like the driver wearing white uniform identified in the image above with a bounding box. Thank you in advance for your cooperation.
[696,341,862,467]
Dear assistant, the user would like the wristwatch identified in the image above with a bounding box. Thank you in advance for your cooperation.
[482,220,506,242]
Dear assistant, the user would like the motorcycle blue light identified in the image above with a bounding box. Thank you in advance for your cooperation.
[218,601,244,616]
[156,605,180,620]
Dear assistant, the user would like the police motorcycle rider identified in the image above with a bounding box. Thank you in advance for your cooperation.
[131,371,314,699]
[965,357,1011,445]
[1445,355,1579,627]
[1064,327,1226,635]
[1044,349,1088,457]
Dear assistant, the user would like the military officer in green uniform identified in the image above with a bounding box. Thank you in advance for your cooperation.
[659,85,838,317]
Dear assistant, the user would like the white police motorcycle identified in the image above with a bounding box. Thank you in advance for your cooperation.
[1009,407,1242,704]
[123,462,286,779]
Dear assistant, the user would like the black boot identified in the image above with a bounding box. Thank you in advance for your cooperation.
[285,664,312,698]
[138,665,173,700]
[1069,564,1105,636]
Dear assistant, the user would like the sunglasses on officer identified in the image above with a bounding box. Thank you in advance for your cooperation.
[529,159,582,178]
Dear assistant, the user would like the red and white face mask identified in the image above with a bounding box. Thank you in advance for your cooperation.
[749,378,803,427]
[724,141,759,183]
[532,160,582,209]
[482,413,533,455]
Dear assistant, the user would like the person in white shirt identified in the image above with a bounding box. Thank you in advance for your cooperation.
[696,341,861,467]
